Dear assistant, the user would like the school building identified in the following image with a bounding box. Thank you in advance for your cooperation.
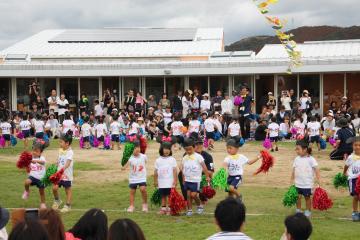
[0,27,360,114]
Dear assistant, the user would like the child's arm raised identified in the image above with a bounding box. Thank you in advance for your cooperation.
[248,155,262,165]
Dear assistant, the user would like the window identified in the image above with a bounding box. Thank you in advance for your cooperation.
[102,77,119,102]
[299,74,320,106]
[346,73,360,111]
[80,78,99,109]
[255,75,274,113]
[189,76,208,95]
[16,78,36,111]
[165,76,184,99]
[323,74,344,113]
[209,76,229,97]
[60,78,78,106]
[123,77,140,98]
[145,77,164,102]
[233,75,252,93]
[0,78,11,110]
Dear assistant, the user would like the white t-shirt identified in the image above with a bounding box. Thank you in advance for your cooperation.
[345,154,360,180]
[163,112,172,126]
[29,156,46,180]
[57,99,69,115]
[19,120,31,131]
[206,232,252,240]
[128,122,139,135]
[221,99,233,114]
[171,121,183,136]
[48,96,60,112]
[110,121,121,135]
[155,156,177,188]
[0,122,11,134]
[293,155,318,188]
[228,122,240,137]
[95,123,107,138]
[57,148,74,181]
[307,121,321,137]
[279,123,289,135]
[94,104,103,117]
[129,153,147,184]
[81,123,92,137]
[182,153,204,183]
[189,120,200,133]
[200,100,211,112]
[224,154,249,176]
[34,120,44,133]
[62,119,75,134]
[281,97,292,111]
[268,122,280,137]
[293,120,305,136]
[204,118,215,132]
[300,97,311,110]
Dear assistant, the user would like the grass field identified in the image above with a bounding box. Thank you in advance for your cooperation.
[0,139,358,240]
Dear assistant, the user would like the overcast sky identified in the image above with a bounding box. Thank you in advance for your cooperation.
[0,0,358,49]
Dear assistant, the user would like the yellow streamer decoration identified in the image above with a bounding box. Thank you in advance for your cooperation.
[253,0,302,74]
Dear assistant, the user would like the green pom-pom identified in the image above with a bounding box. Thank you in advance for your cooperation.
[150,188,161,206]
[211,168,228,190]
[200,175,207,189]
[121,142,135,166]
[333,173,348,189]
[41,164,58,187]
[282,185,298,207]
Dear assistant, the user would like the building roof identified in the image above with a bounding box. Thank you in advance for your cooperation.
[257,39,360,59]
[0,28,224,59]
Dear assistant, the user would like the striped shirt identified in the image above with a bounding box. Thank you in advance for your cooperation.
[206,232,252,240]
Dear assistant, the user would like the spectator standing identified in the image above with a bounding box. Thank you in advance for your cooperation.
[124,90,136,113]
[159,93,171,111]
[172,90,183,114]
[78,93,89,115]
[57,93,69,124]
[212,90,223,112]
[200,93,211,113]
[238,86,253,139]
[48,90,59,117]
[221,93,233,115]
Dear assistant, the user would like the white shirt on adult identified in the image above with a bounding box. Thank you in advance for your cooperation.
[221,99,233,114]
[57,98,69,116]
[48,95,60,112]
[280,96,292,111]
[200,99,211,112]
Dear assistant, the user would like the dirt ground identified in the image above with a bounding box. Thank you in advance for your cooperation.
[3,141,348,196]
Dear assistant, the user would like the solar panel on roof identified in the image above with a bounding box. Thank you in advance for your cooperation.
[49,28,197,43]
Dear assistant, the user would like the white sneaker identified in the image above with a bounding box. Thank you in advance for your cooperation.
[304,210,311,218]
[186,210,193,216]
[197,206,204,215]
[127,206,135,213]
[60,204,71,213]
[142,204,148,213]
[52,200,62,210]
[22,191,29,200]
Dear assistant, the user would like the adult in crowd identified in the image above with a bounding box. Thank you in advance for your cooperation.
[330,117,356,160]
[147,95,158,109]
[238,86,253,139]
[212,90,223,112]
[289,89,297,109]
[266,92,276,108]
[106,96,117,115]
[221,93,233,115]
[340,96,351,114]
[299,90,311,113]
[172,90,183,114]
[200,93,211,113]
[280,90,292,114]
[0,207,9,240]
[206,197,251,240]
[190,93,200,113]
[57,93,69,124]
[135,92,147,115]
[0,99,9,120]
[67,208,108,240]
[329,101,338,113]
[35,95,45,113]
[321,111,336,139]
[78,93,89,115]
[124,89,136,112]
[39,209,65,240]
[9,219,49,240]
[48,89,59,117]
[108,219,145,240]
[182,90,191,119]
[28,81,39,106]
[311,101,321,118]
[159,93,171,110]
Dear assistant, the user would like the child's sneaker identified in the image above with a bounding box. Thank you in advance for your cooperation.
[52,200,62,210]
[127,206,135,213]
[304,210,311,218]
[142,204,148,213]
[60,204,71,213]
[158,207,167,215]
[352,212,360,221]
[166,207,171,216]
[40,203,47,209]
[186,210,193,216]
[22,191,29,200]
[197,206,204,215]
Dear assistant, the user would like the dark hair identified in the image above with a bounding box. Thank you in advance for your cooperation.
[32,141,47,152]
[64,112,71,120]
[9,219,49,240]
[68,208,108,240]
[182,137,195,148]
[36,114,42,120]
[284,213,312,240]
[215,197,246,232]
[60,130,73,145]
[310,116,317,122]
[159,142,172,156]
[133,140,140,148]
[270,116,277,123]
[39,209,65,240]
[174,113,182,122]
[108,219,145,240]
[296,140,312,155]
[226,138,239,148]
[112,114,119,121]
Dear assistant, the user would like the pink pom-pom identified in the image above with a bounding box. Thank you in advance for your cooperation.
[79,137,84,149]
[0,136,5,147]
[93,137,99,147]
[203,137,209,148]
[16,132,24,139]
[329,137,336,147]
[104,135,111,148]
[291,127,297,135]
[263,138,271,149]
[234,96,244,106]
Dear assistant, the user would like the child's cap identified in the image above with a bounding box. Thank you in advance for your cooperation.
[183,137,195,148]
[226,138,239,148]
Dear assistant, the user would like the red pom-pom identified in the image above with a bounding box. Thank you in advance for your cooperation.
[139,136,147,154]
[313,187,333,211]
[16,151,32,172]
[254,150,275,175]
[49,168,64,185]
[201,186,216,199]
[355,176,360,197]
[169,188,187,215]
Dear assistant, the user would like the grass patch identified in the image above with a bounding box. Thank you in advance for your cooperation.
[75,162,105,171]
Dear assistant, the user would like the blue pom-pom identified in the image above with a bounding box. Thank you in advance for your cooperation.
[10,135,17,146]
[320,138,327,150]
[119,134,126,143]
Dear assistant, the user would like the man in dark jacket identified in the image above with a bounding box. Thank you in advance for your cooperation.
[172,90,183,114]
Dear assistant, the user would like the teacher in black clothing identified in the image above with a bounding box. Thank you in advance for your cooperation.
[238,86,254,139]
[172,90,183,114]
[124,89,136,112]
[330,118,355,160]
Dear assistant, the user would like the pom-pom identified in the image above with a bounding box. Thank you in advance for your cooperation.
[169,188,187,215]
[234,95,244,106]
[0,136,5,147]
[296,135,304,140]
[150,189,161,206]
[41,164,58,187]
[313,187,333,211]
[49,168,64,185]
[16,131,24,139]
[90,136,99,147]
[139,136,147,154]
[79,137,84,149]
[121,142,135,166]
[16,151,32,172]
[291,127,297,135]
[282,185,298,207]
[201,186,216,199]
[203,137,209,148]
[10,135,17,146]
[329,137,336,147]
[104,135,111,149]
[263,138,271,149]
[254,150,275,175]
[333,173,348,189]
[211,168,228,190]
[355,176,360,197]
[239,137,245,147]
[319,138,327,150]
[119,134,126,143]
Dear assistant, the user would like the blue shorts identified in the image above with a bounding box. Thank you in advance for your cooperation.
[111,134,119,142]
[310,135,320,143]
[206,131,215,140]
[83,136,90,142]
[159,188,171,197]
[22,130,31,138]
[174,135,184,144]
[29,176,45,189]
[129,182,147,189]
[349,178,357,196]
[184,182,200,193]
[2,134,10,141]
[296,187,312,197]
[270,137,279,142]
[58,180,72,188]
[35,132,44,139]
[227,175,242,189]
